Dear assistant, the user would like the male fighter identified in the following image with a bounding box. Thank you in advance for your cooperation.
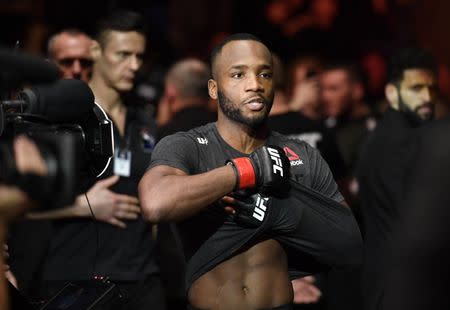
[139,33,361,310]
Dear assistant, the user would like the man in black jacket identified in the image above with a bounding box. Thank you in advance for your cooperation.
[356,47,439,310]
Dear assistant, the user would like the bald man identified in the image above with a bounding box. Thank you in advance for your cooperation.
[157,58,215,139]
[47,29,93,82]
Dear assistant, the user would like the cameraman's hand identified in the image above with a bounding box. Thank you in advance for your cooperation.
[14,135,48,176]
[77,175,140,229]
[0,136,47,220]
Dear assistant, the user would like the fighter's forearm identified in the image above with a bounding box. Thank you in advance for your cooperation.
[139,165,236,222]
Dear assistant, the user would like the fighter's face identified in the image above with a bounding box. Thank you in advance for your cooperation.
[96,31,145,92]
[210,40,274,128]
[396,69,438,121]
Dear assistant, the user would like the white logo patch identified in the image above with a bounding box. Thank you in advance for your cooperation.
[197,137,208,145]
[252,195,269,222]
[267,147,284,176]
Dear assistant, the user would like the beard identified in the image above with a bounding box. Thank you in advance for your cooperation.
[398,97,435,126]
[217,90,272,129]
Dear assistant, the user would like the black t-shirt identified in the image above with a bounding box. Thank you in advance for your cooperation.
[269,112,347,180]
[150,122,343,263]
[43,106,159,282]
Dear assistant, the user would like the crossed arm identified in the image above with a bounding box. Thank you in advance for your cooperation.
[138,164,236,222]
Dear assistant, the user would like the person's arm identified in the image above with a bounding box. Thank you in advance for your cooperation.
[27,175,140,228]
[139,164,236,222]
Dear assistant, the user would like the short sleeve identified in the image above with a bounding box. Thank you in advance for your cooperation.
[149,133,199,174]
[307,144,344,202]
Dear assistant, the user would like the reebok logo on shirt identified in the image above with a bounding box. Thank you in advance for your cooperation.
[283,147,304,166]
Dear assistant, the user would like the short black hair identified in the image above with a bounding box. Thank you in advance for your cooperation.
[210,33,269,78]
[94,10,147,47]
[387,47,437,84]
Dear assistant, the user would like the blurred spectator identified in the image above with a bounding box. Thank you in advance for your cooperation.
[355,47,439,310]
[360,49,388,106]
[320,62,376,173]
[157,58,215,139]
[287,55,323,119]
[47,29,93,82]
[269,54,347,185]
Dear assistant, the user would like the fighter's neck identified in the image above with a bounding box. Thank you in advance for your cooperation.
[216,120,269,154]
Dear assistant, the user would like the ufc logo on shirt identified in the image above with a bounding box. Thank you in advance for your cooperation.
[267,147,284,177]
[252,195,269,222]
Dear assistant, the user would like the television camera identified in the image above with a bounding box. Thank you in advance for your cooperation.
[0,47,114,209]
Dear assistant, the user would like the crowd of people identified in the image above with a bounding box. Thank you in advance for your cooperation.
[1,6,449,310]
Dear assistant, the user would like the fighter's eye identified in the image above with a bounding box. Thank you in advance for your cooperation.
[260,72,272,79]
[231,72,243,79]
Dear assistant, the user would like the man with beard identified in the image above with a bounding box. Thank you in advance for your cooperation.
[355,47,438,310]
[139,33,360,310]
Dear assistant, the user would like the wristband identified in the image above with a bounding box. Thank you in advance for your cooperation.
[228,157,256,190]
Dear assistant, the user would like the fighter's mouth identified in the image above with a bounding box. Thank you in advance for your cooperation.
[244,97,266,111]
[244,96,265,104]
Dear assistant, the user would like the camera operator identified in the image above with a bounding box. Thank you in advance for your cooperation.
[1,135,49,310]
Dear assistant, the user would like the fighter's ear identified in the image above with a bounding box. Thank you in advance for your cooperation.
[385,83,399,109]
[90,40,101,61]
[208,79,218,100]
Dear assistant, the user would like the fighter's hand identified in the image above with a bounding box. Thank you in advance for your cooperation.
[77,175,140,228]
[221,193,271,228]
[226,145,290,196]
[292,276,322,304]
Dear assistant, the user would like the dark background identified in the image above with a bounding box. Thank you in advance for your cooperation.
[0,0,448,65]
